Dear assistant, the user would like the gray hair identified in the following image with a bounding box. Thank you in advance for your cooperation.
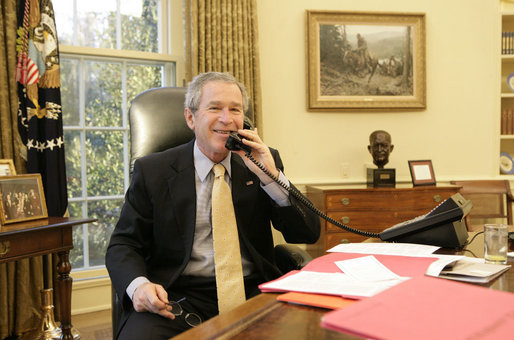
[184,72,249,113]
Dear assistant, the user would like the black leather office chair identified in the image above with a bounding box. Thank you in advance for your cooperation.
[111,87,313,337]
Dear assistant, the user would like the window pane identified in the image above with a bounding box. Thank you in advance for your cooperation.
[127,63,163,107]
[61,58,80,126]
[85,60,122,127]
[55,0,117,48]
[64,130,82,198]
[54,0,160,52]
[70,201,85,268]
[121,0,159,52]
[53,0,76,46]
[86,131,124,196]
[87,199,122,267]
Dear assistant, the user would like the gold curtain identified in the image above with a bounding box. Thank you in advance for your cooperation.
[0,0,48,338]
[185,0,263,130]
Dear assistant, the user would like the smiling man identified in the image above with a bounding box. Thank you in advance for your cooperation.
[106,72,320,339]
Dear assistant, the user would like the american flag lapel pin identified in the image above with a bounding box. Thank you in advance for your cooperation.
[246,180,253,186]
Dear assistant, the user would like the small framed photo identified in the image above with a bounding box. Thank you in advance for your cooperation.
[0,174,48,224]
[408,160,436,186]
[0,159,16,176]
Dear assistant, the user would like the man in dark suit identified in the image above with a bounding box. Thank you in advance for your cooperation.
[106,72,320,339]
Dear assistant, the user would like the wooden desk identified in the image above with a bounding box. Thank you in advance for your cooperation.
[306,184,460,257]
[0,217,96,340]
[174,236,514,340]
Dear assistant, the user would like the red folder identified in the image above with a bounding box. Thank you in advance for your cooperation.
[321,276,514,340]
[302,252,438,277]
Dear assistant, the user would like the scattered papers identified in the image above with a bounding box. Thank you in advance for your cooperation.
[326,243,510,284]
[433,257,511,283]
[335,255,403,281]
[260,270,406,298]
[424,254,464,276]
[260,242,511,307]
[328,242,440,256]
[301,252,438,277]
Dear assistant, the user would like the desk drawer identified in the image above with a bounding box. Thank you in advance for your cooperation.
[325,210,428,233]
[327,232,370,248]
[0,228,71,262]
[325,189,457,211]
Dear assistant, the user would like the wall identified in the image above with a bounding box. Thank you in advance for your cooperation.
[257,0,500,185]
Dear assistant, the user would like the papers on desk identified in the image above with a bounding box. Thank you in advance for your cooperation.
[321,276,514,340]
[329,242,511,284]
[260,270,407,298]
[431,256,511,283]
[260,242,514,339]
[328,242,440,256]
[262,252,509,299]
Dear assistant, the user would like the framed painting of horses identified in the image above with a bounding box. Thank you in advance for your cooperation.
[306,11,426,110]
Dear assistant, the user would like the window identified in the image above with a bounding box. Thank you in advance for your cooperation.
[54,0,184,271]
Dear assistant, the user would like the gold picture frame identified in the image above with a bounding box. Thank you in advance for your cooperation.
[0,174,48,224]
[0,159,16,176]
[306,10,426,111]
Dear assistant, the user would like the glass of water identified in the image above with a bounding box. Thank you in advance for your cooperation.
[484,224,508,265]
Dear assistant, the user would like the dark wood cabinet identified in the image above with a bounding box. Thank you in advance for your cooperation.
[306,184,460,257]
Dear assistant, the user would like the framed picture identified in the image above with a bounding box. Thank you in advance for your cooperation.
[0,174,48,224]
[408,160,436,186]
[0,159,16,176]
[306,10,426,111]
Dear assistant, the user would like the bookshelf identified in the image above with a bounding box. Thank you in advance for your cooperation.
[500,12,514,176]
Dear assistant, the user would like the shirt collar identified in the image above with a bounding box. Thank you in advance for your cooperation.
[193,141,232,182]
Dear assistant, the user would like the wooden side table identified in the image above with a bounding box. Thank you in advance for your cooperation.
[306,184,460,257]
[0,217,96,340]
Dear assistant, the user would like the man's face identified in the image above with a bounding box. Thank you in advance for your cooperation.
[369,132,393,167]
[185,81,245,163]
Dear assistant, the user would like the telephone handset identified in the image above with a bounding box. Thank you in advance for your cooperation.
[225,118,253,154]
[225,133,252,153]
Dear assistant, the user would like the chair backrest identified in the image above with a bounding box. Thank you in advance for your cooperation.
[129,87,194,172]
[450,180,514,231]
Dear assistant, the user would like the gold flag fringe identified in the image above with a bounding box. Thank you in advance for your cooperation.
[39,65,60,88]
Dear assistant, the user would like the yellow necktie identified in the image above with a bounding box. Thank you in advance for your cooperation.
[211,164,246,314]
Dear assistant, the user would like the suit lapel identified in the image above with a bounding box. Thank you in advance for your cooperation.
[167,140,196,256]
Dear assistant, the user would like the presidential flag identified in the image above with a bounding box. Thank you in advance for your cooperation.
[16,0,67,217]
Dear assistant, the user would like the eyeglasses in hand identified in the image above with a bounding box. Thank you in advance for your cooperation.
[167,297,202,327]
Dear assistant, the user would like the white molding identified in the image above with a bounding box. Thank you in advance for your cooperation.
[71,272,112,315]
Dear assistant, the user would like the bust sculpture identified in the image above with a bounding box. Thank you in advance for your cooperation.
[368,130,394,169]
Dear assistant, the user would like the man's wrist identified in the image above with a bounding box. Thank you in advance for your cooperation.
[126,276,150,300]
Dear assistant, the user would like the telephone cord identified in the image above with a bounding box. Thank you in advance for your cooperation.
[244,152,380,239]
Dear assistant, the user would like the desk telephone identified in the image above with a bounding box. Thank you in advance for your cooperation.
[226,128,472,248]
